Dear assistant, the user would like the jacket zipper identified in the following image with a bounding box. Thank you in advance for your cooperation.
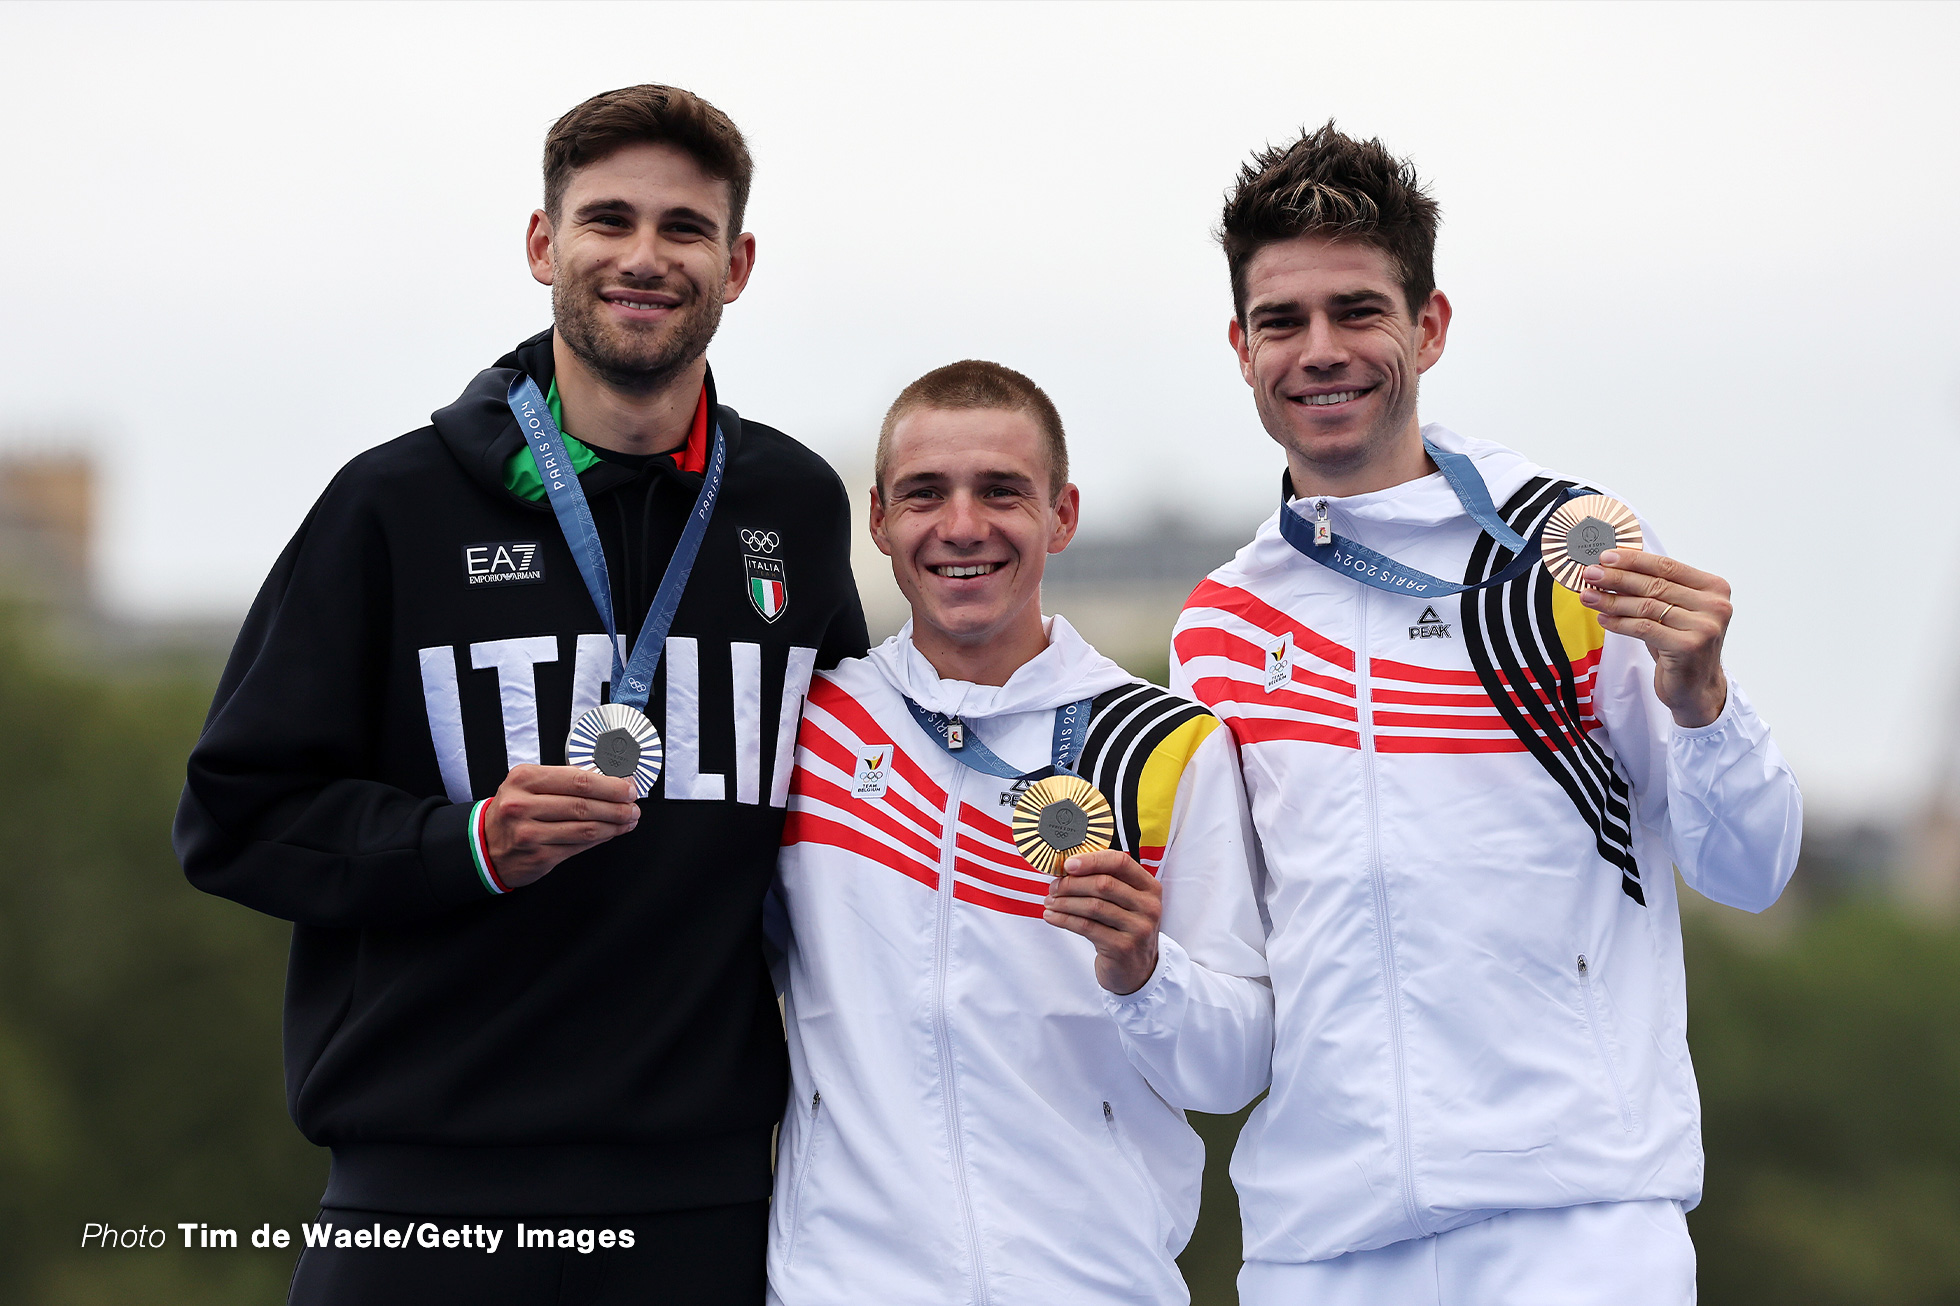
[1577,956,1638,1132]
[933,770,989,1306]
[782,1090,823,1266]
[1103,1101,1169,1244]
[1355,582,1427,1237]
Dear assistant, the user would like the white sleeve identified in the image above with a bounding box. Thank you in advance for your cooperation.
[1596,520,1803,914]
[1103,724,1274,1113]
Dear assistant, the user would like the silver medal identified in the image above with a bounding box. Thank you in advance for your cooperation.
[566,702,663,798]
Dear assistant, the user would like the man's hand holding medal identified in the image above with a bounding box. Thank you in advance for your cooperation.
[1581,548,1735,730]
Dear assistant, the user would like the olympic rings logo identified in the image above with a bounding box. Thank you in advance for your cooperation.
[740,529,780,553]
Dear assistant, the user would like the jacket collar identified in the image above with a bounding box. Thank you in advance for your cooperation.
[867,614,1137,720]
[431,327,741,510]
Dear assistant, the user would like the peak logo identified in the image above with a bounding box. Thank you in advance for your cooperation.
[852,750,890,800]
[463,542,544,588]
[1409,605,1452,640]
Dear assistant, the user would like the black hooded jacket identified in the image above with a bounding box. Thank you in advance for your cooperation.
[174,331,867,1214]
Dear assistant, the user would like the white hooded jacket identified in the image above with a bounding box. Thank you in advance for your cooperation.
[769,616,1272,1305]
[1166,425,1802,1266]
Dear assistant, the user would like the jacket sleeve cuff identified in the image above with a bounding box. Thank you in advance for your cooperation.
[1103,934,1188,1032]
[421,799,505,907]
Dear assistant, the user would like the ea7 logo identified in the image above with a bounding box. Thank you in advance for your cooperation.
[463,542,545,587]
[1408,605,1452,640]
[852,751,889,800]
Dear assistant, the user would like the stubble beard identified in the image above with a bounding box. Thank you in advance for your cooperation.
[552,264,726,396]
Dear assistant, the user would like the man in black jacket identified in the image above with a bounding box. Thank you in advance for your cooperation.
[175,85,867,1306]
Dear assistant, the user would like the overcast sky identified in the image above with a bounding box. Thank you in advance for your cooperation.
[1,0,1955,816]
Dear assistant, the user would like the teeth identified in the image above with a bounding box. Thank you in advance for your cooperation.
[934,564,997,577]
[1301,390,1363,406]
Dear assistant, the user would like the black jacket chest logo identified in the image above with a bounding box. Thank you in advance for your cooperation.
[463,542,545,588]
[741,529,787,622]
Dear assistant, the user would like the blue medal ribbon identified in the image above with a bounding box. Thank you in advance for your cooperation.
[1280,437,1577,597]
[506,374,726,714]
[903,695,1094,783]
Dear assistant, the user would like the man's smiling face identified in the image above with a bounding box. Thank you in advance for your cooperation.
[1229,236,1449,488]
[870,406,1078,660]
[528,141,753,392]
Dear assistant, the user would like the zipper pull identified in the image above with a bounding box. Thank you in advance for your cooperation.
[947,717,965,750]
[1102,1101,1115,1123]
[811,1090,822,1112]
[1313,499,1332,546]
[1577,955,1589,977]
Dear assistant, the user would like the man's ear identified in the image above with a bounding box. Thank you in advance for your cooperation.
[1228,317,1255,386]
[526,210,556,287]
[1047,483,1081,555]
[720,232,758,305]
[867,485,893,558]
[1415,289,1452,375]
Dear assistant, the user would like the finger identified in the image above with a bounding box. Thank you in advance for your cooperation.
[1047,878,1160,922]
[1042,893,1152,933]
[1041,908,1137,951]
[509,793,642,826]
[1060,851,1156,892]
[1587,551,1728,604]
[512,765,639,802]
[520,820,634,847]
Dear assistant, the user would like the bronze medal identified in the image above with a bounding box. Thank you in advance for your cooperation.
[1541,494,1644,591]
[1011,775,1116,876]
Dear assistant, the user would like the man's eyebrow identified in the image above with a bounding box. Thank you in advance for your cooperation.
[1329,289,1394,306]
[571,198,636,222]
[569,200,722,236]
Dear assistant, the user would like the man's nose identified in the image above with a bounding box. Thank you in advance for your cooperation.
[616,224,671,281]
[1298,313,1347,371]
[938,492,987,545]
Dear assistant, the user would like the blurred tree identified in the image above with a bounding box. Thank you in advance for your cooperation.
[0,609,323,1303]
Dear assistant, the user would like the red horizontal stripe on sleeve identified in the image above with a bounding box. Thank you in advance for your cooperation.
[959,802,1014,844]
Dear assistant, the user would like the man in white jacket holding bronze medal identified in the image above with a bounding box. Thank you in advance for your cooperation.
[1172,123,1804,1303]
[767,361,1273,1305]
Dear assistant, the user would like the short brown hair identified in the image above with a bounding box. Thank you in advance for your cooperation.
[543,85,754,239]
[1219,121,1440,320]
[876,361,1069,503]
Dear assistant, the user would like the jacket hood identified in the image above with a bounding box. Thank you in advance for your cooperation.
[429,328,729,508]
[866,614,1137,720]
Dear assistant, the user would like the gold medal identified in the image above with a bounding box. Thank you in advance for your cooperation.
[1011,775,1116,876]
[1540,494,1644,591]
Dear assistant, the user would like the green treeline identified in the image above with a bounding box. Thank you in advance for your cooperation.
[0,609,1955,1304]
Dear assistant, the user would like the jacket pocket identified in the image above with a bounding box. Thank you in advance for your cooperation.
[1576,956,1639,1133]
[1103,1101,1174,1248]
[782,1090,826,1266]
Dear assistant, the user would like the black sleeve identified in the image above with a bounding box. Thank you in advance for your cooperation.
[815,468,870,671]
[172,475,489,928]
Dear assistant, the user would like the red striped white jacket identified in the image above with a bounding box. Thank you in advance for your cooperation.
[768,617,1272,1306]
[1172,425,1802,1267]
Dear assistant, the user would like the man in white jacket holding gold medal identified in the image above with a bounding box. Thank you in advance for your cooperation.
[766,361,1273,1305]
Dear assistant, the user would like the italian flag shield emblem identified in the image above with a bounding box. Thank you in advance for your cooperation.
[745,553,788,622]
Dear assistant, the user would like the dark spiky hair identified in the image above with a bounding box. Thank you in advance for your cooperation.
[1219,121,1440,320]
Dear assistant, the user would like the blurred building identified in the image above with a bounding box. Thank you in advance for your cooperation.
[0,444,239,662]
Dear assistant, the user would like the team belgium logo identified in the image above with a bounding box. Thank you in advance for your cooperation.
[741,529,788,623]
